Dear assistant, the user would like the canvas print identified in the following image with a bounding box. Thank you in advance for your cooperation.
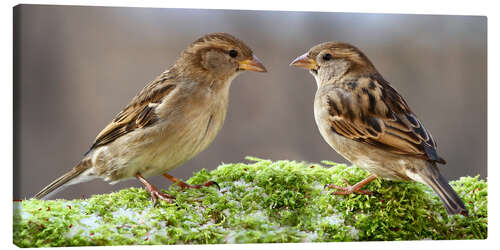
[13,4,487,246]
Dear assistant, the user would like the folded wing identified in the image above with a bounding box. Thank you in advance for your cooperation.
[85,71,177,155]
[324,75,445,164]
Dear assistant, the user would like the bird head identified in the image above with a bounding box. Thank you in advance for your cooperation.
[290,42,376,87]
[176,33,267,84]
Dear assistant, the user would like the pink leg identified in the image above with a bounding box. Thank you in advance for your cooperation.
[325,174,377,195]
[136,173,174,205]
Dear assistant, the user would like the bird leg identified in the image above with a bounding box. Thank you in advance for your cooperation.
[162,173,220,190]
[326,174,377,195]
[135,173,174,205]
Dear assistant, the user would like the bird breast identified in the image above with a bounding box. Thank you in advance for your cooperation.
[140,82,230,176]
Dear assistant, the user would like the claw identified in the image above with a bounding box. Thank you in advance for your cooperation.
[202,180,220,190]
[148,188,174,206]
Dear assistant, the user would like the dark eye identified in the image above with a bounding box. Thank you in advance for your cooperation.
[322,53,332,61]
[229,50,238,58]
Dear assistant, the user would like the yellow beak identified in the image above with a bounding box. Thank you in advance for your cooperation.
[238,55,267,72]
[289,53,317,70]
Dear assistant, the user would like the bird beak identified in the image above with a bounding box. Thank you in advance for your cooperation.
[238,55,267,72]
[290,53,317,70]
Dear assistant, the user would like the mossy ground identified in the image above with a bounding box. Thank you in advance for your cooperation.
[13,157,487,247]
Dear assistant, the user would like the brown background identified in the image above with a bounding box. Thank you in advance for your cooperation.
[14,5,487,199]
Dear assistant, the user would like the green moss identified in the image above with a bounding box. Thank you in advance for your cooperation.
[14,157,487,246]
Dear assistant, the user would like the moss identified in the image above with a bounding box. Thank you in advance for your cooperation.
[14,157,487,246]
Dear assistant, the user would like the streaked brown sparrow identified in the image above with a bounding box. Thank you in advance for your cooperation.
[290,42,468,216]
[34,33,267,204]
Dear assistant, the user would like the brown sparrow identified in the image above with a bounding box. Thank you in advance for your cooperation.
[34,33,267,204]
[290,42,468,216]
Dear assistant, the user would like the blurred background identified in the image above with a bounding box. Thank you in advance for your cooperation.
[13,5,487,199]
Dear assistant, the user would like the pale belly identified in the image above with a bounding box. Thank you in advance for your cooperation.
[321,130,414,181]
[89,110,221,183]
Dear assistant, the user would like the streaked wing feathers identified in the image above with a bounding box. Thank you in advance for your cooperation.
[325,75,445,164]
[86,72,176,154]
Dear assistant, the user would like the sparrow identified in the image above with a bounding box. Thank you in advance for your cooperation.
[290,42,468,216]
[34,33,267,204]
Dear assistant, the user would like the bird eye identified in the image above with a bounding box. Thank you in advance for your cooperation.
[229,50,238,58]
[322,53,332,61]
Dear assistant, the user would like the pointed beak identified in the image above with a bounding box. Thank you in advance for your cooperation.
[290,53,317,70]
[238,55,267,72]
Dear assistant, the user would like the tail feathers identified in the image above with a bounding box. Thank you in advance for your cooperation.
[418,165,469,216]
[34,162,92,200]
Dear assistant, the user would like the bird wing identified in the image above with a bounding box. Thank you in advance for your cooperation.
[85,71,177,155]
[323,75,445,164]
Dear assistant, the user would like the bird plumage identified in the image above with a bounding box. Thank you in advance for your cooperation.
[35,33,266,200]
[291,41,468,216]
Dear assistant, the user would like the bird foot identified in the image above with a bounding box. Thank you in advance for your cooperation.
[162,173,220,190]
[325,175,377,195]
[136,173,174,206]
[145,184,175,206]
